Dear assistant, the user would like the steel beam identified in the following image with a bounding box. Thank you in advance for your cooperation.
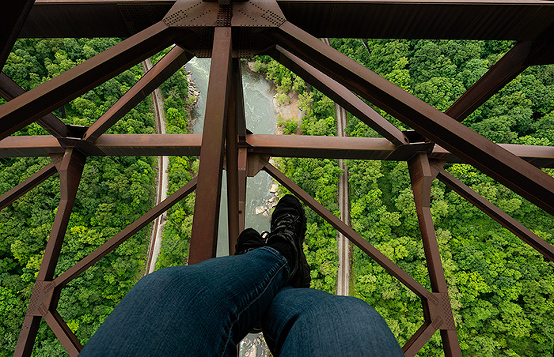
[0,21,179,140]
[37,149,85,279]
[273,22,554,216]
[409,153,461,356]
[21,0,554,41]
[263,163,430,298]
[54,177,197,288]
[84,46,190,142]
[0,1,36,71]
[402,322,437,357]
[15,147,85,357]
[226,59,243,254]
[43,310,82,357]
[248,134,396,160]
[0,73,69,138]
[446,38,554,122]
[435,163,554,262]
[445,41,531,122]
[1,134,553,167]
[189,26,232,264]
[238,148,247,234]
[236,60,248,234]
[271,46,408,146]
[0,159,59,210]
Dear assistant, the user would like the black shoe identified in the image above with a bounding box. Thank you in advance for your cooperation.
[235,228,265,255]
[266,195,310,288]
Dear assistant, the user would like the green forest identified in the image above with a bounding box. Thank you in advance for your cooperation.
[0,39,191,356]
[1,35,553,357]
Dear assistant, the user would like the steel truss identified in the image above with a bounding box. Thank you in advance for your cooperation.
[1,0,553,356]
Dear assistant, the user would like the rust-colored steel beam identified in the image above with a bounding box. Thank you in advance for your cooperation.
[189,27,232,264]
[0,1,36,71]
[0,21,179,140]
[445,41,531,122]
[15,147,85,357]
[435,164,554,262]
[37,149,85,279]
[0,135,63,157]
[446,38,554,122]
[236,60,248,234]
[409,153,461,356]
[54,177,197,289]
[271,46,408,146]
[0,73,69,138]
[247,134,396,160]
[226,59,243,254]
[431,143,554,168]
[21,0,554,41]
[402,322,437,357]
[2,134,553,166]
[43,310,82,357]
[84,46,190,142]
[238,148,247,233]
[273,21,554,216]
[409,154,448,293]
[95,133,202,157]
[0,158,59,210]
[263,162,430,298]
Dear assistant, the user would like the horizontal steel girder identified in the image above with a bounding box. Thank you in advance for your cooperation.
[189,26,233,265]
[21,0,554,41]
[1,134,553,167]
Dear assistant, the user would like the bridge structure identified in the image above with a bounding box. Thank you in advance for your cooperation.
[1,0,554,356]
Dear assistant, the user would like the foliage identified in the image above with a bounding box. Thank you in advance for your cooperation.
[264,37,554,355]
[329,38,554,356]
[277,115,298,135]
[0,38,161,355]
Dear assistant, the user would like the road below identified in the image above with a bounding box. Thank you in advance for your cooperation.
[142,58,169,275]
[335,104,351,296]
[321,38,352,296]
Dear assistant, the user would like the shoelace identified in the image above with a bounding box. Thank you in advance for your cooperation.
[272,213,300,234]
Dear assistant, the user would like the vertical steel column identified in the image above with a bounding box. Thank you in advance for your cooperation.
[237,148,248,234]
[226,59,241,254]
[408,153,461,357]
[189,26,232,264]
[236,63,248,235]
[15,147,85,357]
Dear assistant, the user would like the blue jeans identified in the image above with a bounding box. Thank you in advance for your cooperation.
[79,247,404,356]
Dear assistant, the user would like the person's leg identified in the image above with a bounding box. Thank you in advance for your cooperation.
[79,247,289,357]
[262,287,405,357]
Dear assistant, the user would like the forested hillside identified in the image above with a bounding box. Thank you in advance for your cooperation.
[254,39,554,356]
[0,39,187,356]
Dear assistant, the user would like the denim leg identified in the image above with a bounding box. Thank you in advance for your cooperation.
[262,287,405,357]
[79,247,289,357]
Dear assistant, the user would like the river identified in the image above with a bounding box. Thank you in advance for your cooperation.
[186,57,278,257]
